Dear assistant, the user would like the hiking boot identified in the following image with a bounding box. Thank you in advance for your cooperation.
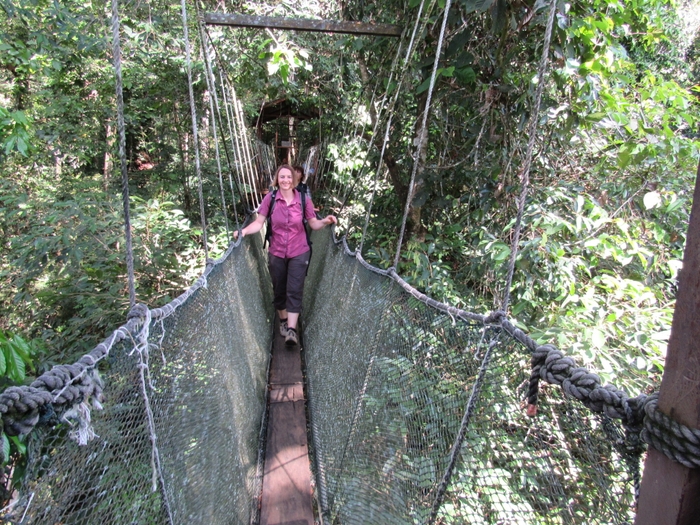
[285,328,298,347]
[279,320,289,337]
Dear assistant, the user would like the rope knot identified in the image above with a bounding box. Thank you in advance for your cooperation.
[484,310,506,324]
[127,303,149,322]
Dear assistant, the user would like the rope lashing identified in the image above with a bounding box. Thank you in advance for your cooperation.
[642,393,700,469]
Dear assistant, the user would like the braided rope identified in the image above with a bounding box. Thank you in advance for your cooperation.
[110,0,136,307]
[0,231,243,439]
[327,229,700,469]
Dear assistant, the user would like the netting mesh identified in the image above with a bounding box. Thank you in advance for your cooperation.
[5,234,273,525]
[2,228,643,525]
[303,229,638,525]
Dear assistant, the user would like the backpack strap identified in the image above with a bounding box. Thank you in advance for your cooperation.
[264,189,277,249]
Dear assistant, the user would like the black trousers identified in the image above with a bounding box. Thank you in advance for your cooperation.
[268,250,310,313]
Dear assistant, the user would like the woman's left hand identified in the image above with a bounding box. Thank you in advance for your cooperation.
[325,215,338,226]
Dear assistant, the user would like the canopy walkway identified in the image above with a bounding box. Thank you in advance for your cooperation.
[1,0,699,523]
[0,227,676,525]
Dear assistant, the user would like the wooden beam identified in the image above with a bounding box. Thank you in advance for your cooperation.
[635,159,700,525]
[204,13,402,37]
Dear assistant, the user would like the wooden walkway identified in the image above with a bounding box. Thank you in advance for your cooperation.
[259,323,315,525]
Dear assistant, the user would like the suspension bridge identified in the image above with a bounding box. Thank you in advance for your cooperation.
[1,1,699,524]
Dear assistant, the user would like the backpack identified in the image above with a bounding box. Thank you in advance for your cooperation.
[264,184,312,253]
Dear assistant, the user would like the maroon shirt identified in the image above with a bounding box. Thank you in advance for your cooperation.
[258,189,316,258]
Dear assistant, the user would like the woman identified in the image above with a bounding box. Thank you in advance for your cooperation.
[234,164,337,346]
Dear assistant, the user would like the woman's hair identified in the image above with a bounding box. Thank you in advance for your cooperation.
[272,164,300,188]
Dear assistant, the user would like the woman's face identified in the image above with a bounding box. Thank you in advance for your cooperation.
[277,168,294,190]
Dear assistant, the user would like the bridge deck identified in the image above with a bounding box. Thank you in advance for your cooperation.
[259,322,315,525]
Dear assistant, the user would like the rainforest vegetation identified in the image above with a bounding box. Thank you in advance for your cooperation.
[0,0,698,485]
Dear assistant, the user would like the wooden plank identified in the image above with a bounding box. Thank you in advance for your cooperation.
[635,160,700,525]
[260,400,314,525]
[204,13,402,37]
[260,320,315,525]
[269,327,304,385]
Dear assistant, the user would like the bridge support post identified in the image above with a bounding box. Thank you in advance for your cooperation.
[635,160,700,525]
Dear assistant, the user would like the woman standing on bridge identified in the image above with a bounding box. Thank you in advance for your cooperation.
[234,164,337,346]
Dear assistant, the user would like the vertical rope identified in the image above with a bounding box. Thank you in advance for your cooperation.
[219,70,250,211]
[358,0,432,255]
[180,0,208,260]
[111,0,136,307]
[501,0,558,313]
[428,330,500,524]
[393,0,453,269]
[196,11,230,242]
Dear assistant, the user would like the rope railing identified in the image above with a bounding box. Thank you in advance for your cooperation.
[0,225,696,525]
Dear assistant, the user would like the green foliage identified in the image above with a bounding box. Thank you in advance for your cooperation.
[0,331,44,386]
[0,107,31,155]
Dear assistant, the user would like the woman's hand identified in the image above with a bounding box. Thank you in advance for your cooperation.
[324,215,338,226]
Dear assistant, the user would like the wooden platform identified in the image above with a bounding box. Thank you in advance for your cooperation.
[260,324,315,525]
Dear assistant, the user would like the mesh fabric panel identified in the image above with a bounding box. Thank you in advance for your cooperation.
[303,229,638,525]
[7,233,273,525]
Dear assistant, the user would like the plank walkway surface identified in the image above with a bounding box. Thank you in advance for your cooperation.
[260,324,315,525]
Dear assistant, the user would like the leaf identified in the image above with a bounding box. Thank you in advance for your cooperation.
[416,77,431,94]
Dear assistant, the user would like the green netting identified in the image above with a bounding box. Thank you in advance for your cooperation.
[303,229,638,525]
[0,227,644,525]
[3,233,273,524]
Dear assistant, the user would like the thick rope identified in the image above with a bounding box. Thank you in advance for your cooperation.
[501,0,557,313]
[180,0,209,260]
[393,0,453,269]
[110,0,136,307]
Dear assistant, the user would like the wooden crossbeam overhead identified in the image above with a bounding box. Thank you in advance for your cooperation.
[204,13,402,37]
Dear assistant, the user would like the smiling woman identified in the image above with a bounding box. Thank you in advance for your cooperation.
[234,164,337,346]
